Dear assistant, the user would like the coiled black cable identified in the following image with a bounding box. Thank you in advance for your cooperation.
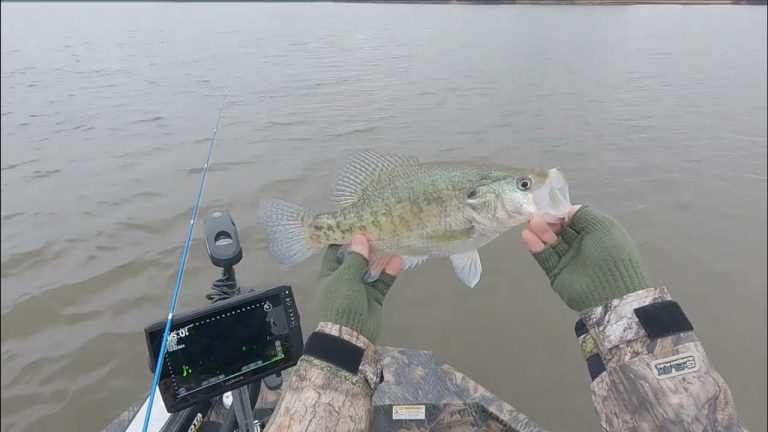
[206,268,240,303]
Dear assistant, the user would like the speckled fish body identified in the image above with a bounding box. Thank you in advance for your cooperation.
[260,151,571,287]
[312,162,529,255]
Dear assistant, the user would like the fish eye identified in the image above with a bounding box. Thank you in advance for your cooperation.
[467,189,478,199]
[516,176,533,191]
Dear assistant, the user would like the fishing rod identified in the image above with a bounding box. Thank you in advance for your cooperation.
[141,90,229,432]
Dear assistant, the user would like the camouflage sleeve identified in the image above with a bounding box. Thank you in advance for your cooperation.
[264,322,382,432]
[576,287,748,432]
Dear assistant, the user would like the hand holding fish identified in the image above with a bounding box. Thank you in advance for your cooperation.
[522,205,653,313]
[317,234,402,344]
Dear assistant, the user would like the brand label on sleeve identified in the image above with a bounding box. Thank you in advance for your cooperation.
[652,353,699,379]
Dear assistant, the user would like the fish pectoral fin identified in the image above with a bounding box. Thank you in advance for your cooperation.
[401,255,429,270]
[330,151,420,206]
[449,250,482,288]
[426,227,474,243]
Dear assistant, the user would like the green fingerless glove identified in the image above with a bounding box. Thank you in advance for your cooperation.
[317,245,397,344]
[532,206,653,314]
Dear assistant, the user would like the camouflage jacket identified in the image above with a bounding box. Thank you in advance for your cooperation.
[264,322,381,432]
[265,287,747,432]
[578,287,747,432]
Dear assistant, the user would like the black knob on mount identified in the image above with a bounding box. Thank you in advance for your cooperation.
[203,209,243,269]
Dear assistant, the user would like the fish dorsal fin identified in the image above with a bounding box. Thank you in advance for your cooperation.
[331,151,419,206]
[449,250,482,288]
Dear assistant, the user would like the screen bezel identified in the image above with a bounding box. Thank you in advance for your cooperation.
[144,285,303,412]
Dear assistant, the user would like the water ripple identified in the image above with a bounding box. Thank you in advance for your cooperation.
[1,158,40,171]
[325,124,377,137]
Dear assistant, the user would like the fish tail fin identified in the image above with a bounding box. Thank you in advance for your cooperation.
[259,198,321,265]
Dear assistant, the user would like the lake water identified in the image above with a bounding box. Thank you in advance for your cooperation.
[1,3,766,431]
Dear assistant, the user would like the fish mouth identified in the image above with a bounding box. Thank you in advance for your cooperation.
[533,168,572,223]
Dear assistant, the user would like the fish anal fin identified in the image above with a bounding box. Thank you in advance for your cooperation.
[449,250,482,288]
[402,255,429,270]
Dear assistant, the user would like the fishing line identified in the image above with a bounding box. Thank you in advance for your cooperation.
[141,90,229,432]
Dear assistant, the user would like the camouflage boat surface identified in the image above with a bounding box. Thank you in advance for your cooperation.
[105,347,546,432]
[253,348,546,432]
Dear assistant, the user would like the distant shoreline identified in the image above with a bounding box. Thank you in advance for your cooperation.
[6,0,765,4]
[9,0,760,4]
[331,0,767,4]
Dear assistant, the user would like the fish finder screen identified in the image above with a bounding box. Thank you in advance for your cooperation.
[145,287,301,411]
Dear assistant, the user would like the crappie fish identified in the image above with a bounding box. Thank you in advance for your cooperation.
[260,151,571,287]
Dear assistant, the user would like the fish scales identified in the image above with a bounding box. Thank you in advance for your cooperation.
[313,163,498,255]
[260,151,571,287]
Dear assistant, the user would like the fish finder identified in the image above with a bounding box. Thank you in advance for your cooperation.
[144,286,303,413]
[144,208,303,417]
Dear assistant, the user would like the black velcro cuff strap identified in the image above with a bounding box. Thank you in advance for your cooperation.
[303,331,364,375]
[574,319,589,338]
[586,353,606,381]
[634,300,693,339]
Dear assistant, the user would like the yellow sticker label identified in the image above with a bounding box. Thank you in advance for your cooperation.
[392,405,426,420]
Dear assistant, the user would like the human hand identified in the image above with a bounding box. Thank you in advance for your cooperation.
[317,234,403,344]
[521,205,652,313]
